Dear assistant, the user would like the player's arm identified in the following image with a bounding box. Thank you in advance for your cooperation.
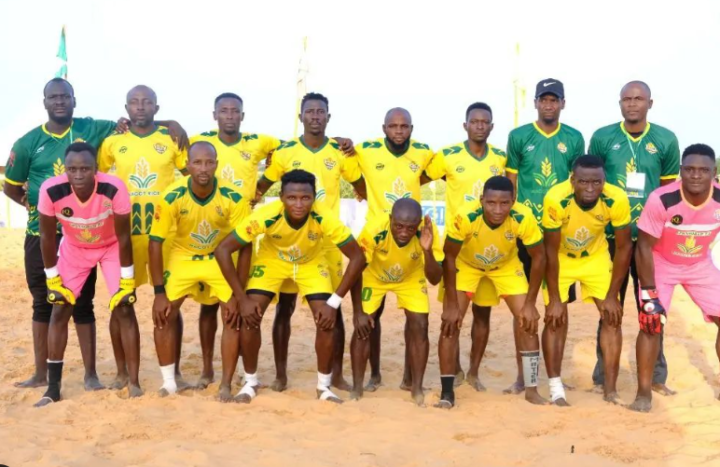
[543,229,564,329]
[332,136,356,156]
[156,120,189,150]
[341,152,367,200]
[441,238,462,338]
[3,181,26,207]
[521,241,546,335]
[505,133,520,190]
[4,142,29,208]
[39,212,75,306]
[421,215,443,285]
[336,239,365,301]
[110,213,137,310]
[660,135,681,186]
[636,231,659,289]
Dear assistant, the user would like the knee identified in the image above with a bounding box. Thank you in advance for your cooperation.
[49,305,74,325]
[113,305,136,321]
[407,315,429,336]
[32,304,53,324]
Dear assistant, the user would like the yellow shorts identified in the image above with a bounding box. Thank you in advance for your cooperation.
[133,234,173,286]
[454,257,528,303]
[247,254,333,299]
[165,254,232,305]
[542,253,612,305]
[362,270,429,314]
[279,245,342,294]
[437,276,500,307]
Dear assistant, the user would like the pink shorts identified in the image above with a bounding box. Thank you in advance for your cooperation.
[651,253,720,322]
[58,240,121,298]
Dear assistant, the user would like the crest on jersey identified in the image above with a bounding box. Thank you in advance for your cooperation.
[241,151,251,161]
[61,207,73,217]
[308,230,319,241]
[77,229,100,244]
[155,204,162,221]
[154,143,167,154]
[128,158,157,189]
[474,245,503,266]
[464,180,484,202]
[381,264,404,283]
[411,251,421,261]
[53,158,65,176]
[645,142,658,154]
[278,245,305,263]
[504,230,515,241]
[8,150,16,167]
[566,226,594,251]
[221,164,243,188]
[489,165,501,176]
[384,177,412,204]
[317,263,329,278]
[190,220,220,247]
[409,162,419,173]
[677,236,702,255]
[323,158,337,170]
[671,215,683,225]
[557,142,568,154]
[533,157,557,188]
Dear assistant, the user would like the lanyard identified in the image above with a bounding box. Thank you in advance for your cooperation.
[625,133,643,171]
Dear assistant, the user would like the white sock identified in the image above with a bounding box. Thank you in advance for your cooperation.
[244,372,259,387]
[160,364,177,394]
[317,372,332,390]
[548,376,566,402]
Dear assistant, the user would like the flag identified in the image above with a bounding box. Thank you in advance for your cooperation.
[512,42,526,128]
[294,37,309,138]
[55,26,67,79]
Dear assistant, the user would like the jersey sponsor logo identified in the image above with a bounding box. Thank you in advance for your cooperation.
[278,245,306,263]
[128,158,158,190]
[61,207,74,217]
[241,151,252,161]
[271,234,282,239]
[565,226,594,251]
[474,245,503,266]
[380,264,404,283]
[526,145,535,152]
[557,142,568,154]
[7,150,16,167]
[384,177,412,204]
[645,142,658,154]
[612,143,621,151]
[36,146,46,154]
[189,220,220,248]
[456,166,465,173]
[533,157,557,188]
[154,143,167,154]
[323,158,337,170]
[409,162,419,173]
[53,158,65,176]
[221,164,243,188]
[595,214,605,222]
[180,208,189,216]
[464,180,484,202]
[375,163,385,171]
[76,229,101,244]
[292,161,302,169]
[671,214,683,225]
[119,146,128,153]
[677,236,702,255]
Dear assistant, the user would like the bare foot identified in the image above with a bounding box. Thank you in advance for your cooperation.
[563,382,576,391]
[128,384,144,398]
[175,375,191,393]
[349,390,362,401]
[109,374,129,390]
[34,396,56,407]
[628,396,652,412]
[503,381,525,395]
[270,378,288,392]
[652,383,677,396]
[193,375,214,390]
[603,391,626,406]
[317,389,343,404]
[466,374,487,392]
[412,390,425,407]
[84,374,105,391]
[332,376,352,392]
[218,385,233,402]
[158,388,174,398]
[525,390,549,405]
[589,384,604,394]
[552,397,571,407]
[365,374,382,392]
[14,374,47,388]
[454,370,465,388]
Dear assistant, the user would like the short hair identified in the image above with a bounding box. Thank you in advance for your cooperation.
[483,175,514,195]
[391,198,422,219]
[64,142,97,160]
[572,154,605,171]
[214,92,243,107]
[682,143,716,162]
[281,169,316,194]
[621,80,651,98]
[188,141,217,159]
[301,92,329,112]
[44,77,74,97]
[466,102,493,121]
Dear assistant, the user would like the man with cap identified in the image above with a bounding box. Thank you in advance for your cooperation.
[505,78,585,394]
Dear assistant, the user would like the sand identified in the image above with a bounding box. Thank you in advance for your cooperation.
[1,227,720,467]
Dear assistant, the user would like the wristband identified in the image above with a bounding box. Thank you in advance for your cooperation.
[121,265,135,279]
[44,266,59,278]
[640,287,658,300]
[326,293,342,309]
[154,285,166,295]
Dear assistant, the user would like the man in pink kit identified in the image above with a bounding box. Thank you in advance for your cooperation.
[34,142,140,407]
[630,143,720,412]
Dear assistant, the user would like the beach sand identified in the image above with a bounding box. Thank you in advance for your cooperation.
[1,227,720,466]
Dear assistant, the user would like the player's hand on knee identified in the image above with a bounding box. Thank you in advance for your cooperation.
[46,276,76,306]
[239,297,262,329]
[520,302,540,335]
[316,303,337,331]
[224,296,241,330]
[152,293,171,329]
[545,300,565,330]
[109,278,137,311]
[354,313,374,340]
[440,306,461,338]
[639,287,666,335]
[600,296,623,327]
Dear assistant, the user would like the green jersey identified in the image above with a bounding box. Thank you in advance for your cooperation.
[588,122,679,239]
[4,117,117,235]
[506,122,585,223]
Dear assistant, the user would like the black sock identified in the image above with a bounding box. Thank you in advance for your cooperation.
[44,361,63,401]
[440,375,455,400]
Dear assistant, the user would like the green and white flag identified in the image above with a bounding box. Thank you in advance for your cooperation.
[55,26,67,79]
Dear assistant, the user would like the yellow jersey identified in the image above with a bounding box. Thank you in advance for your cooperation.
[346,138,433,221]
[542,180,631,258]
[98,126,187,235]
[447,201,542,269]
[424,142,507,221]
[150,176,250,260]
[262,137,361,216]
[357,214,443,283]
[189,131,281,202]
[233,200,353,264]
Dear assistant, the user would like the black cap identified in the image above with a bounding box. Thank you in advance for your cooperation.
[535,78,564,99]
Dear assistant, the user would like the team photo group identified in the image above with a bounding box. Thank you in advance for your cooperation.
[5,75,720,414]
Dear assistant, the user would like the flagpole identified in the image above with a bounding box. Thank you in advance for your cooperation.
[294,37,308,138]
[513,42,520,128]
[55,25,68,79]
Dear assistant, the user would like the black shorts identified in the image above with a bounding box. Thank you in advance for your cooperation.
[24,235,96,324]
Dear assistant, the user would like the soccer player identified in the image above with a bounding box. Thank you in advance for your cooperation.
[504,78,585,394]
[438,176,546,408]
[629,144,720,412]
[542,155,632,406]
[345,107,433,392]
[34,142,140,406]
[349,199,443,406]
[255,92,366,392]
[98,85,190,390]
[215,169,365,404]
[423,102,507,392]
[148,141,249,399]
[589,81,680,396]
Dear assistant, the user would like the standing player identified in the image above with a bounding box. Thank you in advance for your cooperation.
[542,155,632,406]
[255,93,366,392]
[98,85,190,390]
[34,142,140,406]
[215,170,365,404]
[438,176,546,408]
[423,102,507,392]
[589,81,680,396]
[505,79,585,394]
[629,144,720,412]
[345,107,434,392]
[350,199,443,406]
[148,141,249,399]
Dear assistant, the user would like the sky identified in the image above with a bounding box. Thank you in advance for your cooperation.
[1,0,720,158]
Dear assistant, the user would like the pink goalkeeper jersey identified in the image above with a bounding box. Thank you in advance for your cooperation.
[637,180,720,265]
[38,172,131,249]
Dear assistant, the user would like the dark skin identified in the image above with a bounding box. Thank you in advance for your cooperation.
[215,182,366,403]
[630,154,720,412]
[254,98,366,391]
[437,189,547,407]
[543,166,632,406]
[34,151,141,406]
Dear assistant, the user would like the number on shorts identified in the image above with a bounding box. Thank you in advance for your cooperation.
[251,265,266,278]
[361,287,372,302]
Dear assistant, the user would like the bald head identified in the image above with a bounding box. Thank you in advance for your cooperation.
[620,81,651,99]
[126,85,159,128]
[619,80,653,125]
[127,85,157,103]
[392,198,422,222]
[188,141,217,160]
[383,108,413,148]
[384,107,412,125]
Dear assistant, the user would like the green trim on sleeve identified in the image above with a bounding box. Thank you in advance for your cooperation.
[233,230,250,245]
[542,226,561,232]
[149,235,165,243]
[446,236,464,244]
[523,238,543,249]
[612,223,630,231]
[336,235,354,248]
[261,173,277,184]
